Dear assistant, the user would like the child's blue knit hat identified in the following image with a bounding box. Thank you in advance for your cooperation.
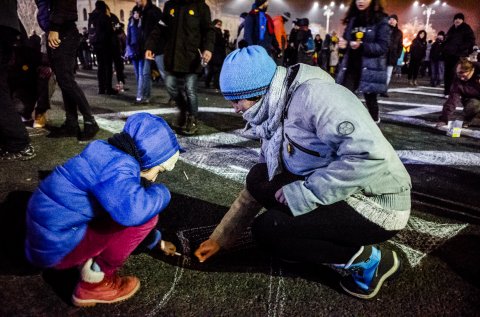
[123,113,182,169]
[220,45,277,101]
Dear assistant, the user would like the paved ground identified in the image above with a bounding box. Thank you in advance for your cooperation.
[1,66,480,316]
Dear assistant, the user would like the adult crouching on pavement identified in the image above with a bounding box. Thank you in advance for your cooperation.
[145,0,214,136]
[436,58,480,128]
[336,0,390,123]
[194,45,412,300]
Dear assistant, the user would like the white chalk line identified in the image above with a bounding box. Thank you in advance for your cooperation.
[94,110,472,271]
[146,234,187,316]
[267,260,286,317]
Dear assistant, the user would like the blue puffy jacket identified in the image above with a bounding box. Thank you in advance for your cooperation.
[336,15,391,94]
[25,113,181,268]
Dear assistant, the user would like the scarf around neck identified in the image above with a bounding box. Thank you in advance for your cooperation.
[242,64,334,180]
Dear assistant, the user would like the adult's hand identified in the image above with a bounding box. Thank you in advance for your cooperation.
[194,238,220,262]
[145,50,155,60]
[349,41,361,50]
[48,31,61,49]
[338,37,348,49]
[275,187,288,206]
[202,50,212,63]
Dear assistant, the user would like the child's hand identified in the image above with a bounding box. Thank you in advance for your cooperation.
[160,240,177,256]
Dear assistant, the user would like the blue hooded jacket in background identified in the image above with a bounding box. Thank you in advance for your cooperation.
[25,113,181,268]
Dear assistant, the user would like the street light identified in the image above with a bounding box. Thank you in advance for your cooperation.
[423,6,435,32]
[324,7,334,34]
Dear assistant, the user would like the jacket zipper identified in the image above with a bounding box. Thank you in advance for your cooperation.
[285,133,322,157]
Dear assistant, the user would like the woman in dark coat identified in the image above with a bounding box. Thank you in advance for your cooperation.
[408,30,427,86]
[336,0,390,123]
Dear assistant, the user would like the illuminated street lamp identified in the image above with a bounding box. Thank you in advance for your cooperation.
[423,6,435,31]
[324,7,334,34]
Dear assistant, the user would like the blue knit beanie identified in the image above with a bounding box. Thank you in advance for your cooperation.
[123,113,182,169]
[220,45,277,101]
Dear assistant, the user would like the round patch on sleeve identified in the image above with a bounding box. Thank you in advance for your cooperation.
[337,121,355,135]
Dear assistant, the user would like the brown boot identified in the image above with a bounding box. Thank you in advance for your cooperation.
[71,259,140,307]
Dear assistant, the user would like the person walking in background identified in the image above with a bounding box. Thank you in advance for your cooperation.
[205,19,226,90]
[236,12,248,47]
[383,14,403,97]
[408,30,427,86]
[420,39,432,78]
[109,9,126,92]
[443,13,475,98]
[314,34,323,67]
[289,18,314,65]
[430,31,445,87]
[0,0,35,161]
[138,0,163,104]
[329,31,340,76]
[145,0,214,135]
[126,7,146,103]
[36,0,99,142]
[320,33,332,71]
[336,0,390,123]
[79,27,93,70]
[89,1,117,95]
[244,0,280,58]
[272,12,290,64]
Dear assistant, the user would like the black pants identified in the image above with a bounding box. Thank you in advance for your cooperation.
[0,26,30,152]
[343,70,379,122]
[205,64,221,88]
[408,58,421,81]
[444,54,459,96]
[49,28,94,125]
[94,45,114,93]
[247,163,397,264]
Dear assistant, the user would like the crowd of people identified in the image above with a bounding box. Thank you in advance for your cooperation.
[0,0,479,310]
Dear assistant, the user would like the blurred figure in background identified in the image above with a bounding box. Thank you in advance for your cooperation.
[0,0,35,161]
[244,0,280,58]
[429,31,445,87]
[408,30,427,86]
[336,0,390,123]
[443,13,475,98]
[205,19,226,90]
[383,14,403,97]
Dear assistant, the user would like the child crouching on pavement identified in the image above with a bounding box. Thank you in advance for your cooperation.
[25,113,181,307]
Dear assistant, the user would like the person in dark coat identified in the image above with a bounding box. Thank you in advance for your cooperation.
[436,58,480,127]
[244,0,280,57]
[336,0,391,123]
[145,0,214,136]
[205,19,227,89]
[383,14,403,97]
[0,0,35,161]
[430,31,445,87]
[36,0,99,141]
[408,30,427,86]
[442,13,476,97]
[109,10,126,90]
[89,1,116,95]
[290,18,314,65]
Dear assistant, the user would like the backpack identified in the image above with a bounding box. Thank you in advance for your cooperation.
[305,36,315,53]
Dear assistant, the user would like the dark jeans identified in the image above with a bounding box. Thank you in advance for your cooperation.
[0,26,30,152]
[165,72,199,116]
[430,60,444,87]
[247,163,397,264]
[49,28,94,125]
[94,45,114,93]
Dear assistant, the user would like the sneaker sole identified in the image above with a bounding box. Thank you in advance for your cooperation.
[71,280,140,307]
[340,250,400,300]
